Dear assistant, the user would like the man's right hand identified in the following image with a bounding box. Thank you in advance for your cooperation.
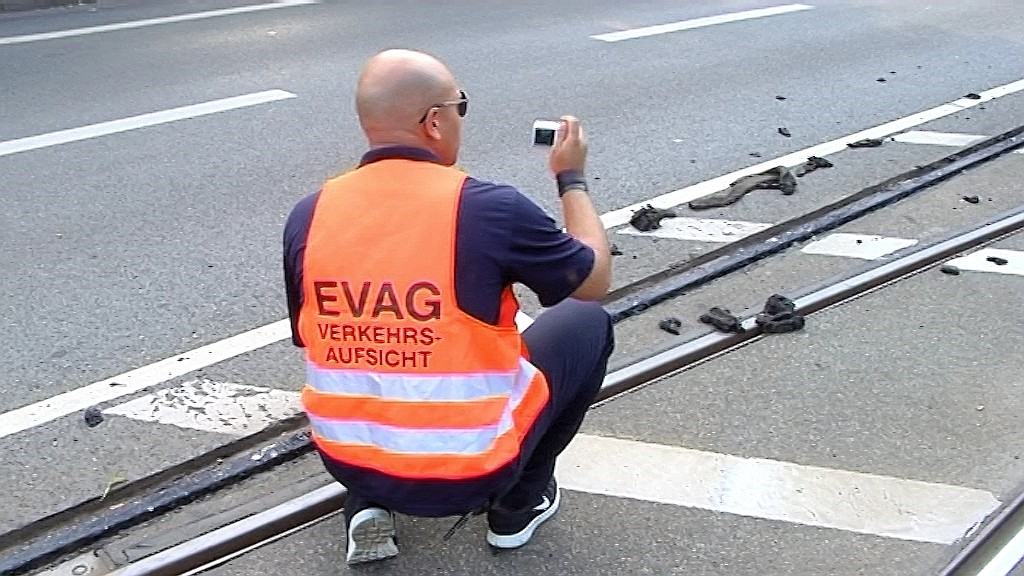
[549,115,587,176]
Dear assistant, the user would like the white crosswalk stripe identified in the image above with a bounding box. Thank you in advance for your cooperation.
[103,379,301,436]
[800,233,918,260]
[617,217,772,242]
[557,434,999,544]
[945,248,1024,276]
[891,130,1024,153]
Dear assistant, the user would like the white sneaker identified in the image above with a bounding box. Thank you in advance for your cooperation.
[346,507,398,565]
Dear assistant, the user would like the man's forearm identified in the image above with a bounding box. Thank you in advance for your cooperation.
[548,117,610,299]
[558,172,611,298]
[562,191,609,255]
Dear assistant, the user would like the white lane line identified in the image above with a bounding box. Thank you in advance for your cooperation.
[0,321,290,441]
[4,77,1024,439]
[103,379,301,436]
[591,4,814,42]
[800,233,918,261]
[600,76,1024,229]
[0,0,317,46]
[0,90,296,158]
[946,248,1024,276]
[557,434,1000,544]
[617,217,771,243]
[892,130,1024,154]
[0,309,534,441]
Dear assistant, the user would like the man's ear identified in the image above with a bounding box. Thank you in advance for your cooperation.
[423,115,443,141]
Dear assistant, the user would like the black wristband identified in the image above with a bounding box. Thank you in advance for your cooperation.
[556,170,588,197]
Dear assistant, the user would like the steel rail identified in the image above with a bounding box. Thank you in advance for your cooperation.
[105,485,345,576]
[937,489,1024,576]
[6,123,1024,576]
[91,202,1024,576]
[604,124,1024,322]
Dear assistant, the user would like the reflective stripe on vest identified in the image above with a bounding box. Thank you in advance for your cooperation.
[296,159,550,481]
[303,357,538,429]
[307,364,518,402]
[307,358,538,454]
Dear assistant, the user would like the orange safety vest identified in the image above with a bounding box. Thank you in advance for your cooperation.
[297,158,550,482]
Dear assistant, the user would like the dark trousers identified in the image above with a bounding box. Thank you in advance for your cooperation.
[493,298,614,510]
[343,298,614,516]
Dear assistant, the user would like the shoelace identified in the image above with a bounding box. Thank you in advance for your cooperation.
[442,506,485,542]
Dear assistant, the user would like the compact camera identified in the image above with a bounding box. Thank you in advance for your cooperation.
[532,120,561,146]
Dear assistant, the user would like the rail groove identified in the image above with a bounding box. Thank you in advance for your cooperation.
[51,200,1024,576]
[5,125,1024,576]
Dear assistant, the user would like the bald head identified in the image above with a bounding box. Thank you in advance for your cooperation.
[353,49,464,164]
[356,49,457,133]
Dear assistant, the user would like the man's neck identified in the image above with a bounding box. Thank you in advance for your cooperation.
[366,130,430,152]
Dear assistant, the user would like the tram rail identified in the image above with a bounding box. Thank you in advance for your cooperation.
[52,200,1024,576]
[6,125,1024,576]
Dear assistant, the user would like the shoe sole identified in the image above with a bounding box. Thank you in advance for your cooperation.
[486,487,561,549]
[346,508,399,565]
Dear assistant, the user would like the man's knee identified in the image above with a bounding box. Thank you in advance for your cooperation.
[561,299,613,337]
[573,299,615,356]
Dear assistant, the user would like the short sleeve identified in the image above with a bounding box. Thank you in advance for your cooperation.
[501,188,595,307]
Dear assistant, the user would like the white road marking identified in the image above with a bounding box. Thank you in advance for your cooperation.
[0,90,296,158]
[600,76,1024,229]
[892,130,1024,154]
[515,310,535,332]
[103,379,301,436]
[800,233,918,260]
[591,4,814,42]
[617,217,771,243]
[0,309,532,441]
[0,321,290,441]
[0,0,317,46]
[976,520,1024,576]
[945,248,1024,277]
[892,130,988,147]
[556,434,1000,544]
[5,77,1024,439]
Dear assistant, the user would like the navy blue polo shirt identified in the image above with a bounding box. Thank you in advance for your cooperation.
[283,146,595,346]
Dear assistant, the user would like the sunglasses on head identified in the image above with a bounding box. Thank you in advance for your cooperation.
[418,90,468,124]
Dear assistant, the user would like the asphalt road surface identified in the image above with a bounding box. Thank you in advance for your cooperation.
[90,154,1024,576]
[3,1,1024,573]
